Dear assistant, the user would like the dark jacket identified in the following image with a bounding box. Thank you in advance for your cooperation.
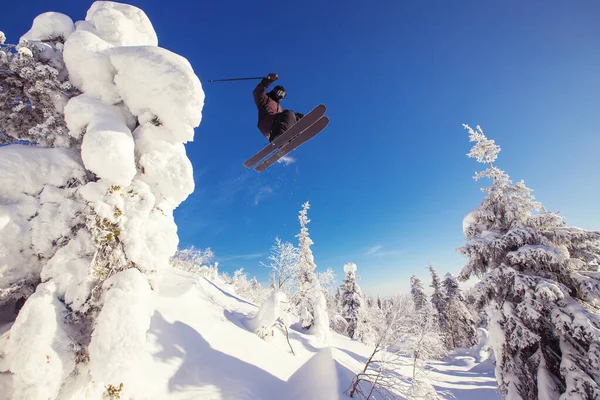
[253,79,282,137]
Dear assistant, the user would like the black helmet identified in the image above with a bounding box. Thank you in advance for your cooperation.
[269,85,286,101]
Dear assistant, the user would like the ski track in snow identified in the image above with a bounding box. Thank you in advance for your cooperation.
[0,268,500,399]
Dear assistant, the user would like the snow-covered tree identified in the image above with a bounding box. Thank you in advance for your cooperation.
[293,201,330,342]
[261,237,299,298]
[0,22,77,147]
[0,4,204,398]
[410,275,427,310]
[347,295,445,399]
[428,264,450,347]
[326,288,348,335]
[339,262,363,339]
[170,246,217,278]
[459,124,600,399]
[228,268,268,304]
[442,273,477,348]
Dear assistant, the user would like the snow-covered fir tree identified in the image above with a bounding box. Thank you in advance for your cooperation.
[459,124,600,399]
[339,262,363,339]
[293,201,331,342]
[429,264,450,347]
[0,21,76,147]
[410,275,427,310]
[442,273,477,348]
[0,3,203,398]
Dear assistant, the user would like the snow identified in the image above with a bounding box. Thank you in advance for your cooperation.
[67,94,137,186]
[247,290,290,337]
[0,267,499,400]
[1,282,75,400]
[89,269,153,396]
[108,46,204,142]
[20,12,74,42]
[81,126,135,185]
[0,146,86,291]
[133,123,194,208]
[286,348,340,399]
[462,209,479,236]
[0,146,85,197]
[85,1,158,47]
[63,29,119,103]
[17,47,32,58]
[343,262,357,275]
[39,230,94,310]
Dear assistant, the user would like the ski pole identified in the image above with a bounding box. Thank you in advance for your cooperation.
[208,76,264,83]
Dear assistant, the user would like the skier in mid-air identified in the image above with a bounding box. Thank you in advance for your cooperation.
[253,73,304,142]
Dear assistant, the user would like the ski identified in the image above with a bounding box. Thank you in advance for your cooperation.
[254,116,329,173]
[243,104,326,168]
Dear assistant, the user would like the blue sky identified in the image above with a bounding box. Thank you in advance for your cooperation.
[2,0,599,295]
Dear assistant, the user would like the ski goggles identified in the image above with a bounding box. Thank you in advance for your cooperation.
[275,89,286,100]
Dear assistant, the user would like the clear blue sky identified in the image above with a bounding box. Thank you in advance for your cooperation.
[2,0,599,295]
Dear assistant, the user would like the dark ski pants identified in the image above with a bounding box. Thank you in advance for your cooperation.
[270,110,297,142]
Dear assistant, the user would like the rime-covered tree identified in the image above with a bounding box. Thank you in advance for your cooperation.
[459,124,600,399]
[429,265,449,346]
[442,273,477,348]
[347,295,445,399]
[293,201,330,342]
[0,4,204,398]
[0,25,77,147]
[339,262,363,339]
[410,275,427,310]
[261,237,299,298]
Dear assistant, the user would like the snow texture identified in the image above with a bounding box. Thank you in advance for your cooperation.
[20,12,75,42]
[2,282,75,400]
[0,146,86,292]
[343,262,357,275]
[63,29,119,103]
[1,2,205,398]
[85,1,158,47]
[89,269,153,395]
[460,124,600,399]
[108,46,203,142]
[65,94,137,186]
[133,123,194,208]
[248,290,289,337]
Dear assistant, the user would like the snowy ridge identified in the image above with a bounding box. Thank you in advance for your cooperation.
[0,266,495,400]
[0,267,504,399]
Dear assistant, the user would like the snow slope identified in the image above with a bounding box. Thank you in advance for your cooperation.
[0,268,499,399]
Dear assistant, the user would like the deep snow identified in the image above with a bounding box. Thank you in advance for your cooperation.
[0,268,499,399]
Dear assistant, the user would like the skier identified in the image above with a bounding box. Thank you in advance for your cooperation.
[253,73,304,142]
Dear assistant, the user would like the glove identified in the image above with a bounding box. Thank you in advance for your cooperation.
[266,73,278,82]
[295,112,304,120]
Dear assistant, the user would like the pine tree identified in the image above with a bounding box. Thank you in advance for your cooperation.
[410,275,427,310]
[459,124,600,399]
[442,273,477,348]
[339,263,363,339]
[1,5,204,397]
[0,33,77,147]
[295,202,317,329]
[429,265,450,348]
[293,202,330,341]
